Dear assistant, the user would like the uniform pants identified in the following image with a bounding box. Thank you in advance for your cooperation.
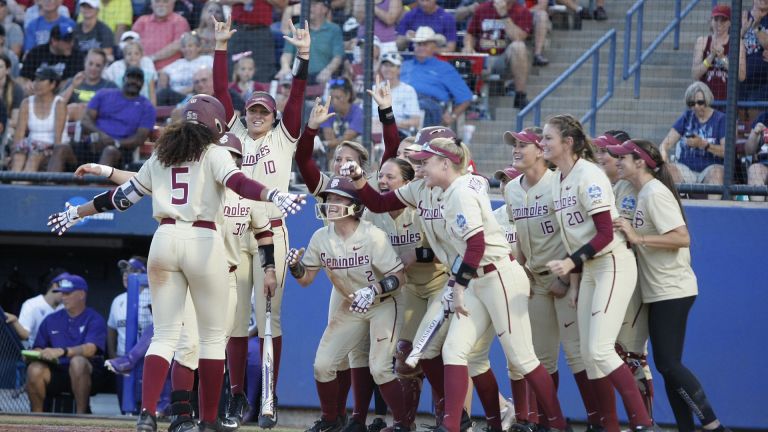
[249,223,289,338]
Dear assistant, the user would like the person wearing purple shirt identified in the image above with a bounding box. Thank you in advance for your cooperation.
[321,78,364,170]
[396,0,457,51]
[27,273,107,414]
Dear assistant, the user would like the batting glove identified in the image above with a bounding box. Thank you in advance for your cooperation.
[339,161,364,181]
[47,203,82,236]
[441,281,455,318]
[286,247,305,267]
[268,189,306,216]
[349,284,378,313]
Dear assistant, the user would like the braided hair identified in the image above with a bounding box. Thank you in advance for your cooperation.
[546,114,596,162]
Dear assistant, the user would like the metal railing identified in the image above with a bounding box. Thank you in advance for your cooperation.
[623,0,719,99]
[516,29,616,137]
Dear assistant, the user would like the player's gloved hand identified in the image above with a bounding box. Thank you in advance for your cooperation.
[47,203,82,236]
[452,282,470,318]
[286,247,305,268]
[441,281,456,318]
[268,188,307,216]
[349,284,378,313]
[339,161,364,181]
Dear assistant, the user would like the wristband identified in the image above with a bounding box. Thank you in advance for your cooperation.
[292,56,309,80]
[415,247,435,263]
[378,106,395,124]
[569,243,597,269]
[451,258,477,287]
[259,244,276,269]
[289,262,305,279]
[62,347,69,357]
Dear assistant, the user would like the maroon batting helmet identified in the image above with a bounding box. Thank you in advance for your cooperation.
[183,94,227,139]
[414,126,457,146]
[316,176,365,219]
[218,132,242,156]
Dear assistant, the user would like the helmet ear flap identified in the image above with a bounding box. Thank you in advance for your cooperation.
[216,119,224,135]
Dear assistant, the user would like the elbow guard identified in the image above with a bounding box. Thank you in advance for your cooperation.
[379,275,400,294]
[97,180,144,212]
[415,247,435,263]
[259,244,276,269]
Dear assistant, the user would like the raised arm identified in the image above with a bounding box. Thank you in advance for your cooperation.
[368,75,399,164]
[341,161,407,212]
[280,20,311,138]
[297,97,335,194]
[213,16,237,123]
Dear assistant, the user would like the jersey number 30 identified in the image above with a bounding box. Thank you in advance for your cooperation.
[171,167,189,205]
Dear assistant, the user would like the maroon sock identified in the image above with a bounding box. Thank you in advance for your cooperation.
[443,365,469,432]
[527,388,539,425]
[574,371,602,426]
[272,336,282,390]
[510,379,529,422]
[197,359,225,423]
[524,365,566,430]
[402,376,422,426]
[316,379,340,421]
[421,356,445,401]
[472,370,501,430]
[337,368,352,418]
[350,367,375,424]
[551,370,559,389]
[171,361,195,392]
[141,355,171,413]
[607,364,653,427]
[227,337,249,395]
[592,377,619,432]
[378,379,407,424]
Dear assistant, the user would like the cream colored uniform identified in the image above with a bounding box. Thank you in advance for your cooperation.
[492,206,518,259]
[505,170,584,379]
[230,119,297,338]
[301,221,404,385]
[130,146,240,362]
[552,159,636,379]
[439,174,540,378]
[613,179,652,384]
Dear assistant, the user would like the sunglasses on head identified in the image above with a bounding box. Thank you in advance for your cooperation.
[687,99,707,108]
[328,78,347,87]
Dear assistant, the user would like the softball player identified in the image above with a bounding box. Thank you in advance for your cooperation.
[286,177,408,432]
[609,140,731,432]
[48,95,305,432]
[541,115,654,432]
[594,131,655,415]
[212,18,310,422]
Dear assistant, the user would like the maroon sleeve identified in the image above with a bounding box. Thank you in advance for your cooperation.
[463,231,485,270]
[358,182,407,213]
[255,231,274,240]
[381,114,399,164]
[587,210,614,253]
[296,127,323,194]
[225,172,267,201]
[282,76,306,139]
[214,50,235,124]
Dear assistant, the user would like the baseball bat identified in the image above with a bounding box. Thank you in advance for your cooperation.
[404,309,446,368]
[260,295,275,418]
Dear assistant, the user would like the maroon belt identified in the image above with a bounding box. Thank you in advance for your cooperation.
[160,218,216,231]
[270,219,283,228]
[476,255,515,278]
[229,265,237,273]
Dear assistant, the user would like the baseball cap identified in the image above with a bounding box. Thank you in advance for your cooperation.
[504,130,542,147]
[120,30,140,43]
[414,126,456,146]
[245,92,276,113]
[592,133,623,149]
[219,132,243,156]
[35,66,61,82]
[493,165,522,182]
[124,66,145,81]
[80,0,100,8]
[50,22,75,41]
[606,140,658,169]
[380,52,402,66]
[117,257,147,273]
[711,4,730,19]
[52,273,88,293]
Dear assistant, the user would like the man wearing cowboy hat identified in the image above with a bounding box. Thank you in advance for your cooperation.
[396,0,457,52]
[400,26,473,128]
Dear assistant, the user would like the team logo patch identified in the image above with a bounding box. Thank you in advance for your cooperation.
[456,213,468,232]
[185,111,198,121]
[59,280,73,289]
[588,184,603,200]
[219,134,229,144]
[620,196,637,211]
[330,178,340,188]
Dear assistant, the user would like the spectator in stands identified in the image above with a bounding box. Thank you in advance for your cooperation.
[745,111,768,201]
[229,53,262,100]
[107,257,151,361]
[22,0,71,29]
[351,0,401,54]
[0,27,21,77]
[97,0,133,42]
[400,26,473,127]
[194,0,225,55]
[396,0,457,52]
[48,66,155,170]
[10,67,66,173]
[0,0,23,57]
[692,5,746,102]
[59,48,117,120]
[463,0,532,109]
[3,268,65,349]
[553,0,592,29]
[103,39,156,104]
[156,32,213,105]
[278,0,344,86]
[26,273,107,414]
[75,0,115,62]
[171,0,203,30]
[20,23,85,90]
[525,0,551,66]
[375,52,421,131]
[660,81,725,196]
[23,0,75,52]
[172,67,245,119]
[740,0,768,100]
[321,77,363,169]
[0,54,23,140]
[225,0,281,83]
[131,0,190,70]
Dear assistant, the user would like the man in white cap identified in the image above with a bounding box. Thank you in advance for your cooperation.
[396,0,457,52]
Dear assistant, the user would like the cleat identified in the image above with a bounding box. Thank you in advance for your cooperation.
[223,392,248,430]
[258,395,278,428]
[368,418,387,432]
[306,418,343,432]
[510,422,537,432]
[136,409,157,432]
[533,54,549,67]
[460,410,473,432]
[500,397,515,431]
[341,419,368,432]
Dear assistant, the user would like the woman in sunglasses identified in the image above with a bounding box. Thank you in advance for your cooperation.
[659,82,725,197]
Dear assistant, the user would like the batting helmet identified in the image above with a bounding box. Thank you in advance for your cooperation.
[414,126,457,146]
[183,94,227,139]
[316,176,365,220]
[218,132,242,157]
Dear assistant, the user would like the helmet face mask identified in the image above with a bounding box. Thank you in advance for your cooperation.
[316,176,365,220]
[314,201,360,221]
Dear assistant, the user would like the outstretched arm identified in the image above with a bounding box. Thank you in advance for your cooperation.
[75,163,136,184]
[297,97,336,194]
[368,75,399,164]
[225,172,307,215]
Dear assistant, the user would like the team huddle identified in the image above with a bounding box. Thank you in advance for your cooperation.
[43,15,730,432]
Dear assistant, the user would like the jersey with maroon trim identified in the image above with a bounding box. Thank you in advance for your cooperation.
[394,179,456,265]
[222,189,271,268]
[492,206,518,259]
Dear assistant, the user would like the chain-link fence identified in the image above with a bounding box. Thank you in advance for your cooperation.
[0,306,29,413]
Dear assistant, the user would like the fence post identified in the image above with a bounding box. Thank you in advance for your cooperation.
[634,4,644,98]
[722,0,743,200]
[674,0,682,49]
[590,49,600,136]
[623,9,632,80]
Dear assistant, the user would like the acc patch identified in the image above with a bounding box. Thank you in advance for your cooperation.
[587,184,603,201]
[456,213,468,233]
[620,195,637,212]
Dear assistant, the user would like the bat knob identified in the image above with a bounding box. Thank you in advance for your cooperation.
[404,355,419,368]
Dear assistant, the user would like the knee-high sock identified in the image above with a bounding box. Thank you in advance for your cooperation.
[524,365,566,430]
[421,356,445,418]
[171,361,195,392]
[443,365,469,432]
[401,376,422,426]
[198,359,225,423]
[551,371,559,389]
[141,355,171,414]
[317,379,340,422]
[337,368,352,418]
[472,370,501,430]
[574,371,602,426]
[527,384,539,425]
[350,367,375,424]
[227,337,249,395]
[259,336,283,393]
[592,377,619,432]
[378,379,407,425]
[607,364,653,427]
[510,379,529,423]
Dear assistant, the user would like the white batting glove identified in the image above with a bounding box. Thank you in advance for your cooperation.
[441,282,455,318]
[47,203,82,236]
[349,284,378,313]
[267,189,306,216]
[339,161,364,181]
[285,247,304,267]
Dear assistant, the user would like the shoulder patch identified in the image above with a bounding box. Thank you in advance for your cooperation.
[456,213,468,233]
[587,184,603,200]
[620,195,637,212]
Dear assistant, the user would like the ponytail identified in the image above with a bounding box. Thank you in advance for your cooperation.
[631,139,687,223]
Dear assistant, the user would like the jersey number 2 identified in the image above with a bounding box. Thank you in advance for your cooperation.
[171,167,189,205]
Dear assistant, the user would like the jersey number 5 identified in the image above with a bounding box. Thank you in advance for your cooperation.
[171,167,189,205]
